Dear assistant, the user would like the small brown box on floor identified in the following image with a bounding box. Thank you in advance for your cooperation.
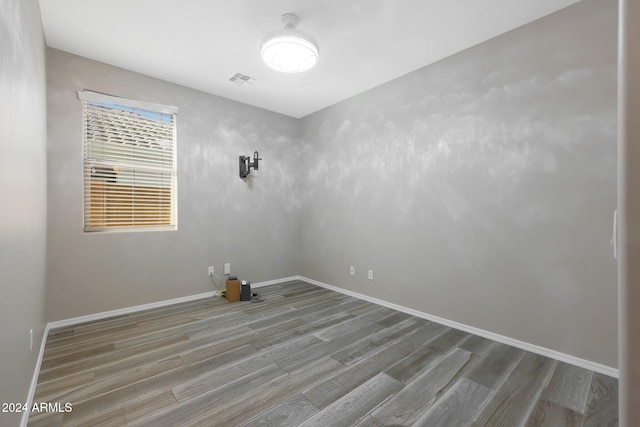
[226,279,240,302]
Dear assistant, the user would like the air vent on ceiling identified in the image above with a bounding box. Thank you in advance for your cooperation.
[229,73,256,86]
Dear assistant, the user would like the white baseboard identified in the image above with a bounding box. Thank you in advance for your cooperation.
[46,276,300,331]
[46,291,216,331]
[298,275,619,379]
[252,276,301,289]
[20,324,50,427]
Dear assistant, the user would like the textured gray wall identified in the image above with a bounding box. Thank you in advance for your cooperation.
[46,49,302,321]
[0,0,48,425]
[298,0,618,368]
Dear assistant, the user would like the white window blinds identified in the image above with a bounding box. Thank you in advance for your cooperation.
[79,90,177,232]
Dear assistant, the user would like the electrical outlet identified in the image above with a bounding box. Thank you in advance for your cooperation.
[29,329,33,352]
[368,270,373,280]
[350,266,355,276]
[224,263,231,275]
[208,266,214,276]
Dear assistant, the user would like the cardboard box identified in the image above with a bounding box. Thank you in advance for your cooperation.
[226,279,240,302]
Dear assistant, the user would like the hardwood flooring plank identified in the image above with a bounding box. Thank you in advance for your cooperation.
[276,322,383,373]
[348,302,385,317]
[399,319,448,345]
[289,291,350,309]
[241,305,299,324]
[69,316,142,335]
[53,355,185,404]
[43,310,245,360]
[207,328,262,355]
[383,344,441,384]
[412,377,493,427]
[60,345,258,425]
[245,308,304,331]
[90,338,214,381]
[241,315,306,339]
[428,328,470,352]
[69,389,178,427]
[462,341,524,390]
[239,394,320,427]
[299,298,370,323]
[583,372,619,427]
[186,323,253,342]
[40,343,116,371]
[313,306,392,342]
[302,379,346,410]
[239,294,306,315]
[46,328,74,340]
[375,311,413,328]
[189,343,259,371]
[87,324,254,381]
[113,311,249,350]
[172,334,324,402]
[470,353,557,427]
[177,345,218,365]
[277,283,325,296]
[131,364,288,427]
[382,322,452,383]
[180,357,345,427]
[299,373,403,427]
[525,400,584,427]
[46,300,216,349]
[352,415,387,427]
[242,288,332,314]
[458,334,496,356]
[38,334,191,382]
[171,356,284,405]
[44,322,139,350]
[44,323,167,360]
[83,301,216,330]
[303,327,423,409]
[33,371,95,402]
[252,312,355,351]
[330,318,419,365]
[538,362,593,413]
[370,346,472,426]
[190,320,292,354]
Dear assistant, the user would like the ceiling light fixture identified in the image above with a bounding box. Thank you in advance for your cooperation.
[261,13,319,73]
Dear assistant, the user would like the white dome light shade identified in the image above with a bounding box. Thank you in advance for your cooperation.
[261,14,319,73]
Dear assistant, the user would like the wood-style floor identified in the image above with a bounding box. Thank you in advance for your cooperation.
[28,281,618,427]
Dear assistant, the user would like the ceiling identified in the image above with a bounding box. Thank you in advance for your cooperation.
[39,0,581,118]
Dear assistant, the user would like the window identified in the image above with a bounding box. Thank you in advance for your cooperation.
[79,90,177,232]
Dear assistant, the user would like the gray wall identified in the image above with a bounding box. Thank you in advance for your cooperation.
[298,0,618,368]
[0,0,48,425]
[46,49,303,321]
[619,0,640,423]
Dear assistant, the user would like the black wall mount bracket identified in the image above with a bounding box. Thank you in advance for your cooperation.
[239,151,262,179]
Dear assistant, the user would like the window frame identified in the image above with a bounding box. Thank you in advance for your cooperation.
[78,90,178,233]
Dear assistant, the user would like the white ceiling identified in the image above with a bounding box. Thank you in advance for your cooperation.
[39,0,581,118]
